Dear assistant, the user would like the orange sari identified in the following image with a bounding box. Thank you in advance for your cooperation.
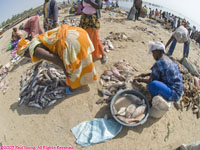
[28,25,98,89]
[85,28,104,59]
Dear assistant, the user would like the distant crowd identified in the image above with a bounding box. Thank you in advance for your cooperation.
[143,7,200,45]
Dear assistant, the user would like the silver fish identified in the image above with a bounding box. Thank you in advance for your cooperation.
[28,102,43,109]
[18,96,27,106]
[132,105,146,118]
[125,104,136,118]
[47,100,57,107]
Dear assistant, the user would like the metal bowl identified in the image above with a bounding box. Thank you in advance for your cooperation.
[110,89,150,127]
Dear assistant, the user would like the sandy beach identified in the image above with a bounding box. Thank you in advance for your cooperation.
[0,6,200,150]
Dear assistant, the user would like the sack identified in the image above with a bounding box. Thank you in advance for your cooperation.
[178,141,200,150]
[181,57,199,77]
[127,6,136,20]
[8,42,13,50]
[149,96,171,119]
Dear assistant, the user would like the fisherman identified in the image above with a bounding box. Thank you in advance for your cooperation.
[43,0,59,31]
[17,25,98,91]
[134,41,183,103]
[165,25,190,58]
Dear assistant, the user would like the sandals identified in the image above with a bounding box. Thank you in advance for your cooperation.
[101,55,108,64]
[65,87,73,95]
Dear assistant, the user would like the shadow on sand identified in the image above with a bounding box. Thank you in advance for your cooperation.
[10,85,90,116]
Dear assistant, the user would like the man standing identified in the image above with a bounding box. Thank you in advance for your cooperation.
[43,0,59,31]
[165,25,190,58]
[134,0,142,21]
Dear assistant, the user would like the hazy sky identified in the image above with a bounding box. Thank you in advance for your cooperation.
[145,0,200,25]
[0,0,64,25]
[0,0,200,27]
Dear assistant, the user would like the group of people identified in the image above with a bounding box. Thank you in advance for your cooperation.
[15,0,107,92]
[13,0,184,118]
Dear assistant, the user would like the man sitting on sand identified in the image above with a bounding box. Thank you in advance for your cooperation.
[134,41,183,103]
[11,28,23,42]
[165,25,190,58]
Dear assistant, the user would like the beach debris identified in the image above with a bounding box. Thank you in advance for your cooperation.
[0,80,9,94]
[18,61,67,109]
[102,39,114,53]
[61,16,80,26]
[174,60,200,119]
[113,94,146,124]
[96,60,139,104]
[105,32,132,42]
[101,31,134,52]
[104,18,125,24]
[164,122,173,142]
[131,25,156,36]
[0,62,13,83]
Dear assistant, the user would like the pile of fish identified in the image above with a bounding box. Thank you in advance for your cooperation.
[175,60,200,118]
[0,63,11,82]
[102,39,115,53]
[97,60,137,104]
[131,26,156,36]
[61,16,80,26]
[105,32,134,42]
[113,94,147,124]
[104,18,125,24]
[108,9,127,16]
[18,61,67,109]
[0,55,22,94]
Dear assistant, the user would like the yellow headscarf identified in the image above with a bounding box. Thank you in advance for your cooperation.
[17,38,30,56]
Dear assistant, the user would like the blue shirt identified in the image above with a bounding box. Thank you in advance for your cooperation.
[150,57,183,101]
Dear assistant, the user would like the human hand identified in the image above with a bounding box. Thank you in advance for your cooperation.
[133,77,143,83]
[137,73,147,78]
[63,70,71,78]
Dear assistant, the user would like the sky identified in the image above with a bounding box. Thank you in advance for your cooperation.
[145,0,200,26]
[0,0,200,28]
[0,0,64,25]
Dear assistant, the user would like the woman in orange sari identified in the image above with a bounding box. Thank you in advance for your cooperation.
[79,0,107,63]
[17,24,97,90]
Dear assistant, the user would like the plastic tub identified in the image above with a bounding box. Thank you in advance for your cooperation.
[110,89,150,127]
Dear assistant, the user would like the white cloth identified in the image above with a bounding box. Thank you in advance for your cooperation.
[179,142,200,150]
[148,41,166,54]
[149,95,171,118]
[173,26,189,43]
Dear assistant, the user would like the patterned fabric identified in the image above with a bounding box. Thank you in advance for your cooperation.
[27,25,98,89]
[150,56,183,101]
[43,0,58,31]
[43,18,58,32]
[44,2,49,18]
[85,28,104,59]
[17,38,30,56]
[79,13,100,29]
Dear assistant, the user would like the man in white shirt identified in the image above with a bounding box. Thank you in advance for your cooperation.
[165,25,190,58]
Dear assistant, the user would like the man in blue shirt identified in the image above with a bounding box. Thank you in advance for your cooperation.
[134,41,183,102]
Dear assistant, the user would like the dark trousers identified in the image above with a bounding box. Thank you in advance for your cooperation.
[135,7,141,20]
